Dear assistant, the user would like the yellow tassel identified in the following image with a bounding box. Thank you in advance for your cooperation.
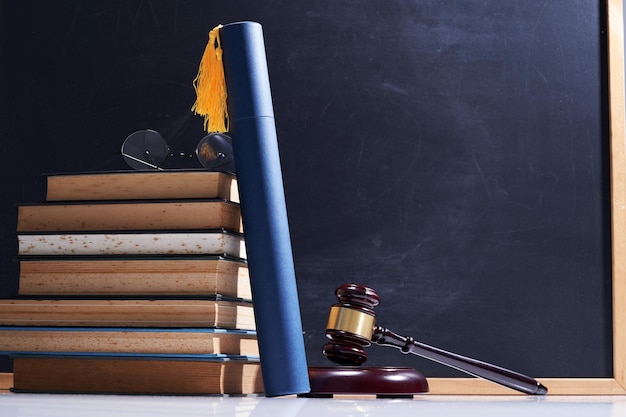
[191,25,229,133]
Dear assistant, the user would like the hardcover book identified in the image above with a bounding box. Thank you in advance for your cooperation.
[18,256,251,299]
[0,327,258,356]
[18,230,246,258]
[45,170,239,203]
[0,298,255,329]
[11,353,263,395]
[17,200,242,233]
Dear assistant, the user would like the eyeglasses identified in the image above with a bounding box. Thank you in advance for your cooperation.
[121,129,235,173]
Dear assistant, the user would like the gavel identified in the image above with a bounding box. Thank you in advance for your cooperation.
[323,283,548,395]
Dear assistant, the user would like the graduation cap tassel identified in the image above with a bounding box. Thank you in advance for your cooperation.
[191,25,229,133]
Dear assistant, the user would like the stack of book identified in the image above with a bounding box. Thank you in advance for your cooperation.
[0,170,263,395]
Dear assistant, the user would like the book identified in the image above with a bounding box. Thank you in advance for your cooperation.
[0,327,259,356]
[17,200,242,233]
[0,299,255,329]
[6,169,257,395]
[18,230,246,258]
[17,256,251,299]
[45,170,239,203]
[11,354,263,395]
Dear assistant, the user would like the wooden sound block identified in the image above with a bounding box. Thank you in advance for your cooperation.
[301,366,429,398]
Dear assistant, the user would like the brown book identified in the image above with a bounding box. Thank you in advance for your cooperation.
[18,230,246,258]
[18,256,251,299]
[0,327,258,356]
[17,200,242,233]
[12,355,263,395]
[45,170,239,203]
[0,299,255,329]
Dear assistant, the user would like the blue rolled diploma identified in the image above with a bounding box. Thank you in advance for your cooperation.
[220,21,310,397]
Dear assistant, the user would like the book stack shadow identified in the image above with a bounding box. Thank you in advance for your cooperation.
[0,170,263,395]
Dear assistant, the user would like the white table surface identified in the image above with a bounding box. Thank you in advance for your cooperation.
[1,392,625,417]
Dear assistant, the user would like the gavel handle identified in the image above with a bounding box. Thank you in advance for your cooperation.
[371,325,547,395]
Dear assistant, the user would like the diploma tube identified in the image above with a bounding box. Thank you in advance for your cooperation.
[220,21,310,397]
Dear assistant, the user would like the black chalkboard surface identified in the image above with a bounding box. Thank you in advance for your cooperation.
[0,0,613,383]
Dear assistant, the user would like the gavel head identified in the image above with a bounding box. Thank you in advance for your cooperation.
[323,283,380,365]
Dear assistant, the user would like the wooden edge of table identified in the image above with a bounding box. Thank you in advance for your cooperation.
[608,0,626,394]
[427,378,626,395]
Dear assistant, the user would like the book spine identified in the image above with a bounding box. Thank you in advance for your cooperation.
[221,21,309,397]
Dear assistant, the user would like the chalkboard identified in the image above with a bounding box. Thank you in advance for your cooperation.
[1,0,623,394]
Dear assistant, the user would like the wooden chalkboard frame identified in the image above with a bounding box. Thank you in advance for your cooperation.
[0,1,624,396]
[426,0,626,395]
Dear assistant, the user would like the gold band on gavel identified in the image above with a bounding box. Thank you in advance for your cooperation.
[326,306,376,340]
